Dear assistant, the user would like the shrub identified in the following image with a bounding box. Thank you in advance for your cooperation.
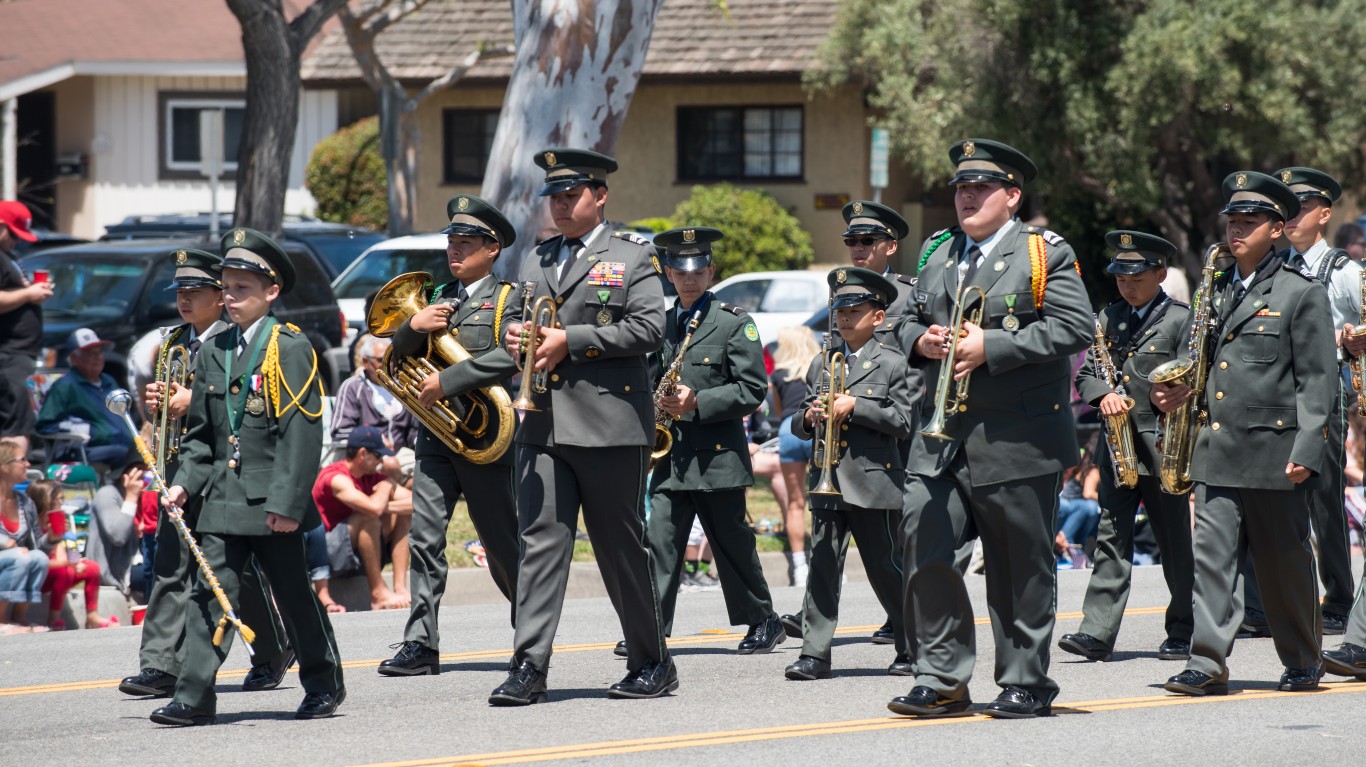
[305,116,387,230]
[625,217,673,233]
[667,184,813,279]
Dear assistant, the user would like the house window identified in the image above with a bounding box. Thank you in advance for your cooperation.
[677,106,803,182]
[162,97,244,175]
[443,108,500,183]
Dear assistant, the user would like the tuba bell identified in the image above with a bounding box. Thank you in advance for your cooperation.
[367,272,515,464]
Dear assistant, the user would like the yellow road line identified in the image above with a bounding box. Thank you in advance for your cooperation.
[353,683,1366,767]
[0,607,1160,698]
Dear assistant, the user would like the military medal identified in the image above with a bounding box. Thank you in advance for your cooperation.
[1002,294,1020,331]
[245,373,266,415]
[596,290,613,326]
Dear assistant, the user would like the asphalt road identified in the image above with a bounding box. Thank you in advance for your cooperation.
[4,563,1365,766]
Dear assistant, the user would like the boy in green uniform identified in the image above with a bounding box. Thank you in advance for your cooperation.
[152,229,344,725]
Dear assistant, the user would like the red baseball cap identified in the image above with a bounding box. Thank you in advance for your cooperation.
[0,201,37,242]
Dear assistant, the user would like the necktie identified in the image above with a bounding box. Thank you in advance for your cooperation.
[188,337,202,356]
[560,238,584,280]
[845,351,857,375]
[676,308,690,338]
[960,245,983,287]
[236,328,245,359]
[1127,308,1142,333]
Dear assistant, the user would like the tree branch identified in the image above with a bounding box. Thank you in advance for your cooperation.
[367,0,428,38]
[290,0,350,46]
[338,2,404,94]
[410,43,516,107]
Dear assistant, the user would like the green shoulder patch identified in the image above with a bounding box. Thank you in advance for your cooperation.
[744,323,759,342]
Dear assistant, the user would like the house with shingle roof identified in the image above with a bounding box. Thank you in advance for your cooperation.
[0,0,338,239]
[302,0,947,266]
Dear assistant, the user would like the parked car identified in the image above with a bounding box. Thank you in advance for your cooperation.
[11,228,90,257]
[22,238,348,396]
[710,270,829,346]
[100,213,386,278]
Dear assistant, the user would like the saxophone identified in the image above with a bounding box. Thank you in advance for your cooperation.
[1092,315,1139,489]
[650,299,707,469]
[1352,268,1366,416]
[1147,243,1228,495]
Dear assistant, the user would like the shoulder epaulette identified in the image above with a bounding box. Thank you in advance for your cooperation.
[1024,225,1066,247]
[1169,299,1191,309]
[718,302,746,317]
[1105,297,1127,309]
[916,228,957,273]
[612,230,652,246]
[282,322,303,335]
[1281,263,1316,280]
[896,274,917,287]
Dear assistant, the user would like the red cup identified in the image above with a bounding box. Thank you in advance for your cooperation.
[131,605,147,626]
[32,269,49,284]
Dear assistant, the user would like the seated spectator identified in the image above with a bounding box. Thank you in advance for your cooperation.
[312,426,413,610]
[0,442,51,633]
[35,328,135,468]
[302,524,346,613]
[1056,452,1102,567]
[330,334,418,484]
[26,479,116,630]
[86,460,150,598]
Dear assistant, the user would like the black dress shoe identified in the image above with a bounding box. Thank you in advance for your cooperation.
[784,655,831,681]
[1164,669,1228,696]
[870,620,895,644]
[607,659,679,699]
[887,685,972,717]
[1322,642,1366,679]
[489,661,548,706]
[1157,638,1191,661]
[378,641,440,676]
[887,654,915,676]
[1057,632,1112,661]
[779,613,803,639]
[295,688,346,719]
[1322,612,1348,636]
[120,668,177,697]
[614,640,628,658]
[1236,610,1271,639]
[149,701,215,726]
[242,650,296,692]
[1278,664,1323,691]
[737,615,787,654]
[983,686,1051,719]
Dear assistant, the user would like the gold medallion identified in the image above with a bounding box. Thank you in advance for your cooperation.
[963,141,976,158]
[457,196,470,211]
[1002,315,1020,332]
[1235,173,1248,188]
[1280,170,1293,183]
[1119,233,1132,248]
[232,228,245,245]
[597,309,613,326]
[544,151,557,166]
[852,201,864,214]
[683,229,696,243]
[175,250,187,264]
[245,394,266,416]
[836,269,848,284]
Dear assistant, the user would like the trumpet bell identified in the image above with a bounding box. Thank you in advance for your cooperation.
[1148,357,1194,385]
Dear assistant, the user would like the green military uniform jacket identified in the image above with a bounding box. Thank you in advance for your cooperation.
[392,276,523,465]
[1075,294,1190,476]
[792,340,913,510]
[513,227,665,448]
[172,319,323,535]
[874,271,916,348]
[1190,257,1336,488]
[649,295,767,493]
[898,220,1093,485]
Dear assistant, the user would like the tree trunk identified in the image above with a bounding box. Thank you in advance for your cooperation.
[377,88,419,236]
[482,0,666,280]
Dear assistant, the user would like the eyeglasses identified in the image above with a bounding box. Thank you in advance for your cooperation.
[362,356,382,364]
[843,237,887,247]
[4,457,29,465]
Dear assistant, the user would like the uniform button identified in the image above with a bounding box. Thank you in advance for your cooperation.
[841,424,848,431]
[550,373,560,382]
[624,385,631,392]
[555,322,563,329]
[1219,361,1228,370]
[839,440,848,448]
[703,357,710,363]
[1127,352,1134,358]
[1053,403,1060,411]
[1215,392,1224,400]
[1257,325,1264,332]
[1226,333,1234,340]
[1122,375,1131,383]
[1276,419,1284,427]
[585,347,600,359]
[555,296,564,305]
[715,444,722,450]
[1212,422,1221,431]
[208,385,215,392]
[1149,345,1156,352]
[866,388,873,395]
[885,463,892,469]
[958,404,967,413]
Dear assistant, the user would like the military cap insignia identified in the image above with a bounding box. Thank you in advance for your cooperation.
[683,229,696,243]
[457,196,470,211]
[232,229,246,245]
[963,141,976,158]
[1280,170,1293,183]
[1119,234,1132,248]
[744,323,759,341]
[544,151,557,166]
[175,250,187,264]
[1235,173,1248,188]
[852,201,864,214]
[836,269,847,284]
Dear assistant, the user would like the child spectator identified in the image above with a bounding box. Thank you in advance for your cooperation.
[768,326,820,586]
[26,479,116,629]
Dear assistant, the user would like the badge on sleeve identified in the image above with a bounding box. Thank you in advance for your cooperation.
[744,323,759,342]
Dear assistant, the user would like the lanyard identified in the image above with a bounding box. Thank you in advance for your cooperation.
[225,317,275,436]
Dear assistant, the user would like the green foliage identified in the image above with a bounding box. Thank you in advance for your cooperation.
[668,184,814,279]
[305,116,387,230]
[806,0,1366,275]
[626,217,673,233]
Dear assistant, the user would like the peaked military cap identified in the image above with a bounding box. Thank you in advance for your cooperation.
[164,247,223,290]
[218,227,296,294]
[841,200,909,240]
[948,138,1037,188]
[1273,166,1342,207]
[828,266,896,310]
[442,194,516,248]
[1220,171,1300,222]
[534,148,618,196]
[655,226,723,271]
[1104,230,1176,275]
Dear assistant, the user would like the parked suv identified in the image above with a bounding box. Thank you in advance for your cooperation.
[21,238,347,393]
[101,213,385,278]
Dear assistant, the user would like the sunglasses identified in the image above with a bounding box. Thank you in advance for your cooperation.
[843,237,887,247]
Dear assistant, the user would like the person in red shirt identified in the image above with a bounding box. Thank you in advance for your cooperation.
[311,426,411,610]
[25,479,116,629]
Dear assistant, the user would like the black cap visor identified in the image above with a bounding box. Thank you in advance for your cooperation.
[441,221,498,240]
[1105,259,1162,275]
[538,174,595,197]
[665,254,712,272]
[840,223,893,239]
[832,292,886,310]
[948,169,1017,187]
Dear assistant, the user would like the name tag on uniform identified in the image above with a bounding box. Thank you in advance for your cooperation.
[587,262,625,287]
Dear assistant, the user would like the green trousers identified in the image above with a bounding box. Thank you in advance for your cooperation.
[800,507,906,662]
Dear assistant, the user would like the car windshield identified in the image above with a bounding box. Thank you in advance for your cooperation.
[299,231,387,275]
[714,279,770,312]
[24,254,148,320]
[761,278,824,312]
[334,248,450,299]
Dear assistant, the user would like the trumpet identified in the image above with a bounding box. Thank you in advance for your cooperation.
[151,339,190,477]
[512,281,557,412]
[920,279,987,441]
[810,332,846,496]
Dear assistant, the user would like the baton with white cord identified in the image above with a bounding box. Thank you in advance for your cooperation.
[105,389,255,654]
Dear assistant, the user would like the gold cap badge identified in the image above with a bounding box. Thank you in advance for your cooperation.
[175,250,187,264]
[1235,173,1248,188]
[457,196,470,211]
[852,201,864,214]
[1280,170,1293,183]
[836,269,848,284]
[963,141,976,158]
[544,151,557,166]
[232,229,245,245]
[683,229,696,243]
[1119,234,1132,248]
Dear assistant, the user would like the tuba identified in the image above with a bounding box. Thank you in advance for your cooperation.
[367,272,514,464]
[920,273,987,440]
[1091,315,1139,488]
[511,281,557,412]
[1147,243,1227,495]
[150,337,190,478]
[810,333,845,496]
